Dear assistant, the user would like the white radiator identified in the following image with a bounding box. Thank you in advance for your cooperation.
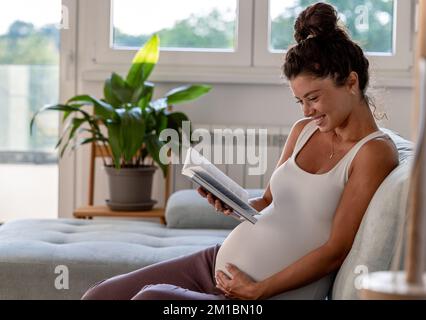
[169,124,291,194]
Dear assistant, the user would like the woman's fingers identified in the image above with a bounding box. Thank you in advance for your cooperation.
[202,191,232,215]
[207,193,216,206]
[224,209,233,216]
[215,272,229,292]
[197,187,208,198]
[215,199,224,212]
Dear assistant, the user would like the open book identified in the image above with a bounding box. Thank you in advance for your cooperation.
[182,148,258,224]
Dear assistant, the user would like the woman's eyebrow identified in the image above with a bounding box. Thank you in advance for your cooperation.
[295,89,321,100]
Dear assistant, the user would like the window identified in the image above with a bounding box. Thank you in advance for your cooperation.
[82,0,414,84]
[270,0,394,54]
[0,0,61,221]
[84,0,252,68]
[112,0,238,51]
[255,0,414,70]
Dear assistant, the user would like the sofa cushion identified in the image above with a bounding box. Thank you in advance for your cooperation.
[0,219,230,300]
[331,129,414,299]
[166,189,264,229]
[381,128,413,163]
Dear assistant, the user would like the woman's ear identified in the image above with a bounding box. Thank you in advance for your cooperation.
[346,71,359,95]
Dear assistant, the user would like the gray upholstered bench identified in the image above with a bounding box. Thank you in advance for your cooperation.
[0,219,231,299]
[0,129,414,300]
[0,188,263,300]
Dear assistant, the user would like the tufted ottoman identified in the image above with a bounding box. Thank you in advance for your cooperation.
[0,219,230,300]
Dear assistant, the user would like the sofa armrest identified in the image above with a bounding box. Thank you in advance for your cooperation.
[166,189,263,229]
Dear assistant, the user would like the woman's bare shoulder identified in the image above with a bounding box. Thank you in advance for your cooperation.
[270,118,314,170]
[288,118,314,144]
[350,134,399,178]
[282,118,314,159]
[291,117,314,134]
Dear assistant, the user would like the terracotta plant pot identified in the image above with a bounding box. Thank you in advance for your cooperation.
[104,165,157,211]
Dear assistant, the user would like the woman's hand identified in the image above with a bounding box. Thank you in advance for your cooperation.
[215,264,265,300]
[197,187,234,216]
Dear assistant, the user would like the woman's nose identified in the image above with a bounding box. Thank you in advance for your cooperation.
[302,103,314,118]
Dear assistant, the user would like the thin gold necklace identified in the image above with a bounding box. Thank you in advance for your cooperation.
[329,133,336,159]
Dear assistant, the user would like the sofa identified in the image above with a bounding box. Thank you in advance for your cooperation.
[0,129,413,300]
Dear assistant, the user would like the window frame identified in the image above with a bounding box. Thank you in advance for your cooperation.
[254,0,415,71]
[59,0,78,218]
[79,0,415,86]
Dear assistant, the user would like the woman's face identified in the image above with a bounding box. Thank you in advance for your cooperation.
[289,73,356,132]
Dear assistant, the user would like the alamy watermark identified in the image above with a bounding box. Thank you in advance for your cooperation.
[353,264,369,290]
[354,5,369,32]
[54,265,69,290]
[55,5,69,30]
[159,121,268,176]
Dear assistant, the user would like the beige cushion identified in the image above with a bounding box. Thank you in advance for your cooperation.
[166,189,263,229]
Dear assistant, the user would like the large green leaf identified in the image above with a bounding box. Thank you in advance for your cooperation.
[106,120,122,169]
[71,137,108,154]
[138,96,151,111]
[165,111,191,156]
[142,109,156,135]
[67,95,114,120]
[120,108,146,163]
[126,34,160,88]
[155,109,168,134]
[134,81,154,106]
[110,72,133,103]
[30,104,92,135]
[165,85,212,105]
[104,77,122,107]
[58,117,87,157]
[62,101,86,122]
[166,111,189,131]
[105,107,146,167]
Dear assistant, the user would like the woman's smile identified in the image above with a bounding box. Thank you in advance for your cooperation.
[313,115,326,126]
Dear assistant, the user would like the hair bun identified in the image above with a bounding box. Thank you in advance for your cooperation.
[294,2,346,43]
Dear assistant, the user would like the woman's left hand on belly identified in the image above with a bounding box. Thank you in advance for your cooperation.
[215,264,263,300]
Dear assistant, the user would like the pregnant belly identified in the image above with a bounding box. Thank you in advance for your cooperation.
[214,211,328,282]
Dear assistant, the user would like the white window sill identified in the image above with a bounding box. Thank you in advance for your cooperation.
[82,65,414,88]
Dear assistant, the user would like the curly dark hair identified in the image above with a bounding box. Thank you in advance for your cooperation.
[283,2,371,100]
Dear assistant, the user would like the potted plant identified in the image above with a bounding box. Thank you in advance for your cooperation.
[30,34,212,211]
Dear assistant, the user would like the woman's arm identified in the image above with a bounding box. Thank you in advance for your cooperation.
[216,136,398,299]
[248,197,271,212]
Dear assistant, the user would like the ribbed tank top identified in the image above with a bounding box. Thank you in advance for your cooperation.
[214,120,387,299]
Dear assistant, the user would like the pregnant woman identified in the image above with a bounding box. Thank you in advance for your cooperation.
[82,2,398,300]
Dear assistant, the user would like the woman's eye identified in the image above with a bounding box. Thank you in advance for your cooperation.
[308,96,319,102]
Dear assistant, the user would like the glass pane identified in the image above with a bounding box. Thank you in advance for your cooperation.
[112,0,237,50]
[270,0,394,54]
[0,0,61,221]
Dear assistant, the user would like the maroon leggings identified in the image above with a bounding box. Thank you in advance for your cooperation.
[81,244,228,300]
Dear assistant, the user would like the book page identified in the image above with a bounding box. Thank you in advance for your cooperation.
[183,148,249,202]
[182,147,258,224]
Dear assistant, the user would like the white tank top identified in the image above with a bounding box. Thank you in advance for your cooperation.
[214,120,387,299]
